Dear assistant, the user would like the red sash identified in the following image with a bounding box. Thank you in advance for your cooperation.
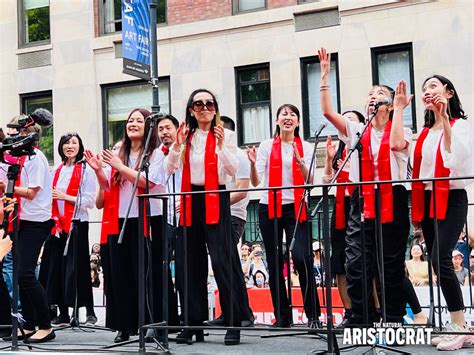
[51,163,83,235]
[335,149,354,230]
[7,155,27,233]
[268,136,307,223]
[180,130,220,227]
[161,145,169,156]
[360,120,393,223]
[411,119,457,222]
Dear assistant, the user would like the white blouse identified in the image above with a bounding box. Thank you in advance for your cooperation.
[106,148,165,218]
[256,138,313,205]
[166,128,239,185]
[338,117,412,186]
[419,119,474,190]
[53,163,96,222]
[158,144,182,226]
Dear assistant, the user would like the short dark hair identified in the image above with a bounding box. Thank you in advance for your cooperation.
[158,114,179,129]
[58,132,85,164]
[220,116,235,131]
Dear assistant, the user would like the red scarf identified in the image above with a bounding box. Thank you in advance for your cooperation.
[180,130,219,227]
[51,163,83,235]
[412,119,457,222]
[335,148,355,230]
[161,145,169,156]
[268,135,307,223]
[360,120,393,223]
[101,169,148,239]
[7,155,27,233]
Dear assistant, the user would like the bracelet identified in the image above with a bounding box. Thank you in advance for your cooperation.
[320,88,330,92]
[320,85,330,89]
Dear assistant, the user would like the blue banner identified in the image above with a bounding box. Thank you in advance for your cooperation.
[122,0,150,79]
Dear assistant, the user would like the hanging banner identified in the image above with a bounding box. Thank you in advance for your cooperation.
[122,0,150,80]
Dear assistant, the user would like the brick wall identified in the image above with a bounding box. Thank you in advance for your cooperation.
[167,0,232,26]
[268,0,297,9]
[93,0,100,37]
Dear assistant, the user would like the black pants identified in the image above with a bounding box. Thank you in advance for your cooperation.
[0,261,11,328]
[403,276,421,314]
[345,186,409,323]
[421,189,467,312]
[175,185,250,326]
[259,203,321,323]
[101,241,117,330]
[330,196,351,275]
[18,220,54,330]
[231,216,246,246]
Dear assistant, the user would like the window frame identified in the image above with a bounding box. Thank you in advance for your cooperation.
[19,90,54,163]
[235,63,272,147]
[98,0,167,36]
[232,0,267,15]
[101,78,171,149]
[371,42,416,132]
[300,54,341,141]
[17,0,51,48]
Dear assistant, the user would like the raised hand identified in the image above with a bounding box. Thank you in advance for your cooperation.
[176,122,188,146]
[431,92,449,119]
[393,80,414,111]
[214,123,225,149]
[326,135,336,160]
[84,149,102,171]
[246,146,257,165]
[102,149,124,171]
[317,47,331,78]
[293,142,303,164]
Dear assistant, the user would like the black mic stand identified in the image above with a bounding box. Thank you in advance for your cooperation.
[262,125,326,343]
[55,162,112,334]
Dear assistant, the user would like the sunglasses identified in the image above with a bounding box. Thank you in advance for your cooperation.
[192,100,216,112]
[61,132,79,139]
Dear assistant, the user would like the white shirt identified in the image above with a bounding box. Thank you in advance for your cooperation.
[338,117,412,186]
[419,119,474,190]
[256,138,313,205]
[53,163,96,222]
[227,148,250,221]
[106,148,165,218]
[158,144,182,226]
[166,128,239,185]
[19,149,52,222]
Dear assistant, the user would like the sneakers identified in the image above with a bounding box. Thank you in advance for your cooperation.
[51,314,70,327]
[435,323,473,351]
[85,315,97,326]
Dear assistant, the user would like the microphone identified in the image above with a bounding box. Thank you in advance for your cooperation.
[313,122,327,140]
[146,112,163,121]
[8,108,53,129]
[370,98,392,108]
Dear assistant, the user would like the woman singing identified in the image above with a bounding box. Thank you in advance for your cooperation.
[411,75,474,350]
[318,47,412,325]
[43,133,97,326]
[248,104,321,328]
[85,108,179,343]
[167,89,251,346]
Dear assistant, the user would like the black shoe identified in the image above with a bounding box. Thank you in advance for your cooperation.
[0,328,12,338]
[51,314,70,327]
[224,329,240,346]
[2,331,35,342]
[175,330,204,344]
[271,319,292,328]
[337,309,353,328]
[114,331,130,343]
[28,330,55,344]
[241,318,254,327]
[204,315,225,327]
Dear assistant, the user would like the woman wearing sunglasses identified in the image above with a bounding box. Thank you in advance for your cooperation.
[44,133,97,326]
[85,108,179,343]
[166,89,251,346]
[247,104,320,328]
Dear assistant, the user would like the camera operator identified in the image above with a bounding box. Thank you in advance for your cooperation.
[1,117,55,343]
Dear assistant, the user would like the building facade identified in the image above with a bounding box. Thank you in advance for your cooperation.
[0,0,473,242]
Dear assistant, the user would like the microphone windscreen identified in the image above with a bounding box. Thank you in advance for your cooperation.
[30,108,53,127]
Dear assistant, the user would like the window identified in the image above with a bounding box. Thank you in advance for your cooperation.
[100,0,166,35]
[233,0,266,14]
[18,0,50,46]
[236,64,271,146]
[244,201,263,245]
[371,43,416,130]
[102,79,170,148]
[301,55,340,139]
[20,92,54,164]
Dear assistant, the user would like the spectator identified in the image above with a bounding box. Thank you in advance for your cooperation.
[452,250,469,286]
[252,270,268,289]
[405,244,430,286]
[240,243,250,267]
[313,242,323,287]
[455,228,469,268]
[246,244,268,286]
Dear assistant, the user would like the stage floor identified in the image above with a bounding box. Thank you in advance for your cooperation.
[0,327,473,354]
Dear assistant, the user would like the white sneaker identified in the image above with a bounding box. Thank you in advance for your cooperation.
[431,323,455,347]
[437,323,473,351]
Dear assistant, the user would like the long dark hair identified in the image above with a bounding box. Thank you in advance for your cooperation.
[332,110,365,170]
[113,108,159,184]
[58,132,85,164]
[274,104,300,137]
[184,88,220,139]
[409,243,425,262]
[422,75,467,128]
[371,85,395,120]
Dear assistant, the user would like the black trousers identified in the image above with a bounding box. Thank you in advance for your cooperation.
[330,196,351,275]
[345,186,409,323]
[402,276,421,314]
[175,185,250,326]
[18,220,54,330]
[259,203,321,323]
[0,261,11,327]
[101,241,117,330]
[421,189,467,312]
